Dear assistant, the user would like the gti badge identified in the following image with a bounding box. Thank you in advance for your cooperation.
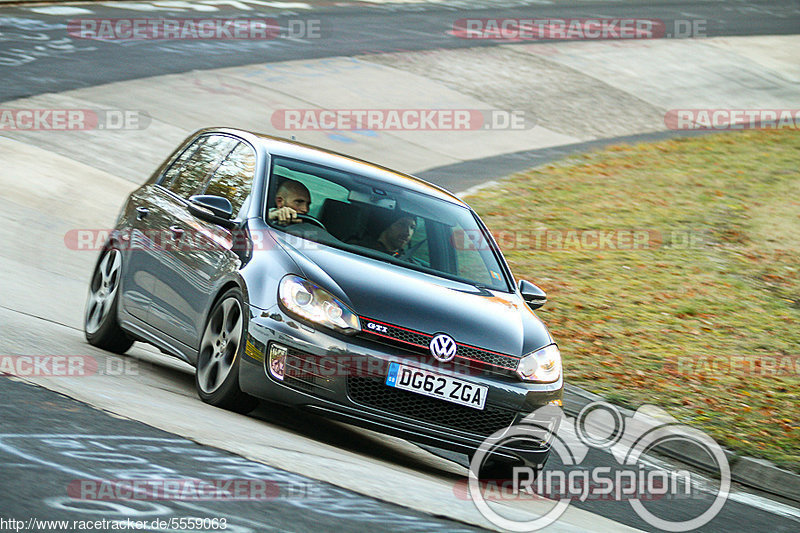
[429,334,457,362]
[366,321,388,334]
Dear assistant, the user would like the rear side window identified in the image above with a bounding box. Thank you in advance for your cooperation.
[162,135,238,199]
[160,142,198,189]
[203,142,257,217]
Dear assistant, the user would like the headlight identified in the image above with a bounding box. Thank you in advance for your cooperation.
[516,344,561,383]
[278,275,361,334]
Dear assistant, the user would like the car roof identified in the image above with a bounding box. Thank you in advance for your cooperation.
[204,127,469,207]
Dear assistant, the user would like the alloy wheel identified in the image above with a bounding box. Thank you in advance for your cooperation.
[197,297,243,394]
[85,249,122,334]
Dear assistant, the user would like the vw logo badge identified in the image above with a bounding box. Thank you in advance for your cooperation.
[429,334,457,362]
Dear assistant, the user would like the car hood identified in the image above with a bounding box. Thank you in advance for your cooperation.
[275,235,553,356]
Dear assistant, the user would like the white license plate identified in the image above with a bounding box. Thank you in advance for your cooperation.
[385,362,487,410]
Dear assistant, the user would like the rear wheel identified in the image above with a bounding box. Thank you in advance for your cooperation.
[195,288,259,414]
[84,248,133,353]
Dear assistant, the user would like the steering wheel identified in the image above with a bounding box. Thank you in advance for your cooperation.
[295,214,327,231]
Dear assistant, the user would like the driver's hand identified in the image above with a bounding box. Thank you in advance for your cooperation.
[269,207,299,225]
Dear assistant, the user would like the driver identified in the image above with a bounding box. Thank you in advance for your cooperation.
[358,210,417,257]
[268,179,311,225]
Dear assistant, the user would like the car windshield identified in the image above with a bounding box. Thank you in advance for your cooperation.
[265,156,511,292]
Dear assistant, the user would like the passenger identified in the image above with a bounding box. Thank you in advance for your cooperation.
[357,210,417,257]
[268,179,310,225]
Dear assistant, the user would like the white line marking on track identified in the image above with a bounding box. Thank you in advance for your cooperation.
[727,491,800,522]
[26,6,93,15]
[152,1,220,12]
[100,2,173,11]
[98,0,311,11]
[245,1,311,7]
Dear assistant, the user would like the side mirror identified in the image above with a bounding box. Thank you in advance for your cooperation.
[518,279,546,310]
[188,195,235,228]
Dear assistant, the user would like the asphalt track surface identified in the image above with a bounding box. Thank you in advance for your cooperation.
[421,128,722,192]
[0,378,484,533]
[2,0,800,532]
[0,0,799,102]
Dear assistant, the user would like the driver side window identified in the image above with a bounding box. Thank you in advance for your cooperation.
[267,163,349,228]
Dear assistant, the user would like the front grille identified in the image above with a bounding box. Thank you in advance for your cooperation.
[360,335,514,379]
[347,377,517,437]
[361,319,431,349]
[456,345,520,370]
[359,317,521,371]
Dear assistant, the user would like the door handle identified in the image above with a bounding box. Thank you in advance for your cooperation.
[136,206,149,220]
[169,225,185,239]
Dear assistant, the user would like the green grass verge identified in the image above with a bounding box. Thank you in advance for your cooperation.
[464,129,800,470]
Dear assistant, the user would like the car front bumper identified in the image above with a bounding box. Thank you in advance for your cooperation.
[240,307,563,466]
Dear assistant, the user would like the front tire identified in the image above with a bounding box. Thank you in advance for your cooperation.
[476,457,528,481]
[469,450,533,481]
[84,248,133,354]
[195,288,259,414]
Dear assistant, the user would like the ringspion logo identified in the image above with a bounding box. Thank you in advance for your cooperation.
[468,402,729,531]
